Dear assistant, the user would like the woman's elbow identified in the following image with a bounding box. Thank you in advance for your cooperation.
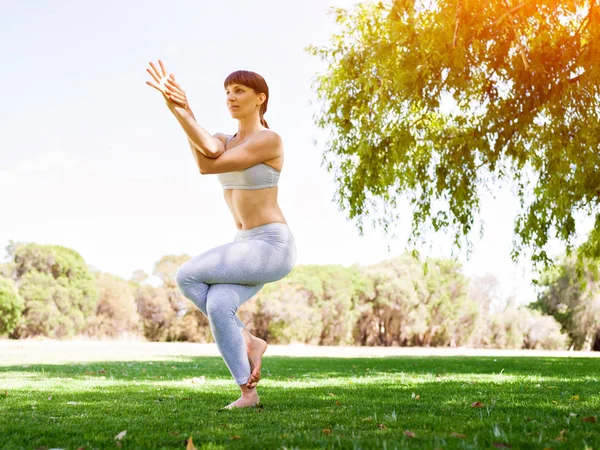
[198,165,214,175]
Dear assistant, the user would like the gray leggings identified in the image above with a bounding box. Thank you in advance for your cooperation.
[175,222,296,385]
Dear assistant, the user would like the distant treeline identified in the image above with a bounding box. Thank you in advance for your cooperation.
[1,241,598,350]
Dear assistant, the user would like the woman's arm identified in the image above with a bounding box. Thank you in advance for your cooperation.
[145,60,224,159]
[195,130,282,174]
[165,101,225,159]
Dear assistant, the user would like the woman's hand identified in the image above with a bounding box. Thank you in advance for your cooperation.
[145,59,191,111]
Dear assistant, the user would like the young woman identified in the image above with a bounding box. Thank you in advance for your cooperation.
[145,60,296,410]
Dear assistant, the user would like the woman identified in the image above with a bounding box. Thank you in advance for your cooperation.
[145,60,296,410]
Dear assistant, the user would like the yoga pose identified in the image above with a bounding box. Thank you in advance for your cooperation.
[145,60,296,410]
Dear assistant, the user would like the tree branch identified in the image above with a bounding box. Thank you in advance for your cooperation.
[572,0,595,41]
[499,0,530,71]
[453,0,462,48]
[491,0,533,27]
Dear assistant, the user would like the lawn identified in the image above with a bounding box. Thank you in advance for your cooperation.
[0,351,598,449]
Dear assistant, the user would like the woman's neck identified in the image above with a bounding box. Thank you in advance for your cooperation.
[235,117,265,140]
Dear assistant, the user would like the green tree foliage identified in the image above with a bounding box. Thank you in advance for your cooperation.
[0,276,24,335]
[134,254,209,342]
[6,242,98,339]
[135,284,178,341]
[533,254,600,349]
[84,272,141,338]
[357,254,479,346]
[1,240,569,349]
[287,265,371,345]
[306,0,600,271]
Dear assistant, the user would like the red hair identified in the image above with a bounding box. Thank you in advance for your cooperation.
[224,70,270,129]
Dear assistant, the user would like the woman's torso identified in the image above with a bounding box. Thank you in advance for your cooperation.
[216,131,287,230]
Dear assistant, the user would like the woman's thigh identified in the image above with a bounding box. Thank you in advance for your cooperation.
[177,238,293,286]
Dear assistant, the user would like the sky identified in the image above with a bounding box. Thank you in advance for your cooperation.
[0,0,594,305]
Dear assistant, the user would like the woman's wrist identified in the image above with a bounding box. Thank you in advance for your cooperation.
[185,106,196,120]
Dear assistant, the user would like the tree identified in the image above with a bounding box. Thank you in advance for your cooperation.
[533,254,600,350]
[85,272,141,338]
[0,276,24,335]
[307,0,600,273]
[6,242,98,339]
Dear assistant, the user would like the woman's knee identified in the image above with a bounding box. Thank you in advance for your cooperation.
[206,285,238,318]
[175,259,197,289]
[175,263,208,312]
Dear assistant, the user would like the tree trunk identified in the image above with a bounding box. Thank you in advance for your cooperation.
[592,329,600,351]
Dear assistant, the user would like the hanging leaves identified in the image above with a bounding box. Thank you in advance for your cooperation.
[307,0,600,272]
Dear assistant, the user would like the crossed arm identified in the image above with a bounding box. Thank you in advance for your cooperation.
[167,102,283,174]
[145,60,282,174]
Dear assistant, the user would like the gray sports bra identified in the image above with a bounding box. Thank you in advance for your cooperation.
[216,133,281,190]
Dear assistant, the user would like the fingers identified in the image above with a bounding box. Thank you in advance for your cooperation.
[166,78,185,98]
[168,74,182,89]
[158,59,168,77]
[146,60,185,105]
[167,92,186,105]
[165,80,183,95]
[145,80,162,92]
[167,96,186,107]
[147,63,161,83]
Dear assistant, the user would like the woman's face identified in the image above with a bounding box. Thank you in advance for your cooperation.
[225,83,265,117]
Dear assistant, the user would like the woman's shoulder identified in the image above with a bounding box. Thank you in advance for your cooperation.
[252,129,283,148]
[212,132,229,145]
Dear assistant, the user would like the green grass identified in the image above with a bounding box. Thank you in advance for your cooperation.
[0,354,598,449]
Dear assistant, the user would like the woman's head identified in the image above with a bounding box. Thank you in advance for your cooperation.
[224,70,269,128]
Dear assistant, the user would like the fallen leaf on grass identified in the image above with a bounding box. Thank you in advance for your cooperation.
[230,435,242,439]
[471,401,484,408]
[404,430,416,437]
[492,443,511,448]
[186,435,197,450]
[323,429,332,434]
[115,430,127,440]
[571,395,579,400]
[581,416,597,423]
[451,432,466,438]
[335,400,342,406]
[329,393,335,397]
[553,429,568,442]
[377,424,387,430]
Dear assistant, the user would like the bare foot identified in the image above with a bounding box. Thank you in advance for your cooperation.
[246,336,267,389]
[219,391,261,410]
